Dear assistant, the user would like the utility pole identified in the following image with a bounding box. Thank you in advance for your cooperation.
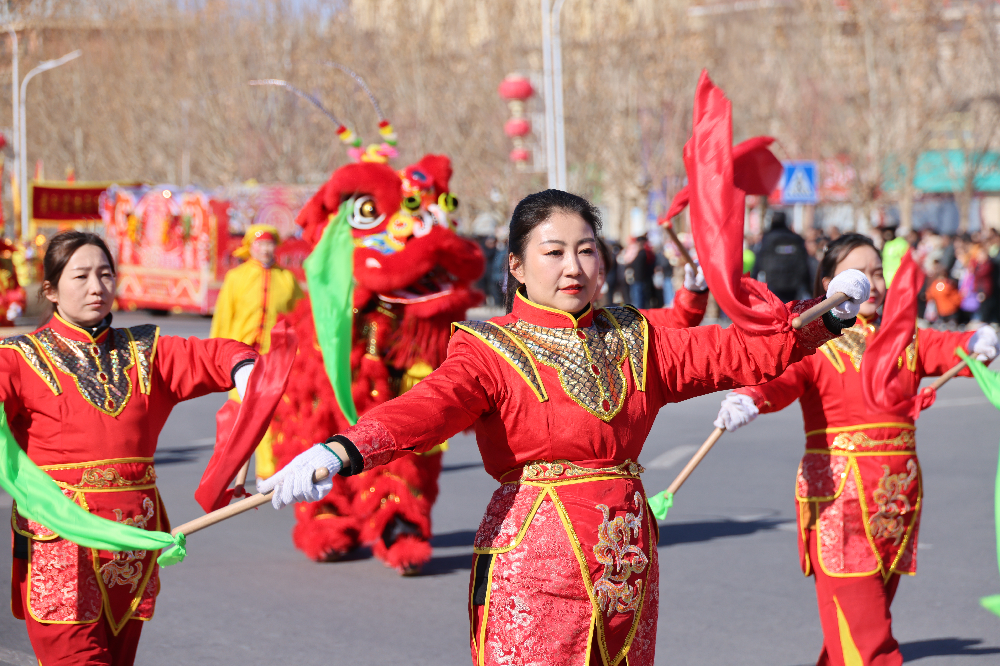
[540,0,557,189]
[541,0,571,190]
[7,27,16,239]
[19,49,82,243]
[551,0,568,190]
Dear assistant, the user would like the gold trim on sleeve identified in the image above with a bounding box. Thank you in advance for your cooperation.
[0,335,62,395]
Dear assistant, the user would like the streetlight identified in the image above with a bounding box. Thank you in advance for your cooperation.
[540,0,569,190]
[551,0,568,191]
[6,28,16,240]
[20,49,81,243]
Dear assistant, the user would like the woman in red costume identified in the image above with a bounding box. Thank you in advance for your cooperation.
[261,190,869,666]
[5,231,259,666]
[715,233,999,666]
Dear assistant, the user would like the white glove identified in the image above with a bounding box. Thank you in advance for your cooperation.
[826,269,871,319]
[713,392,759,432]
[233,363,253,401]
[684,263,707,292]
[256,443,343,509]
[968,326,999,361]
[5,303,21,322]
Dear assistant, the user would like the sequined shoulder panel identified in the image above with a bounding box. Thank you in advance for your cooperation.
[503,315,630,422]
[820,322,916,374]
[33,328,136,417]
[0,335,61,395]
[125,325,159,395]
[452,321,547,402]
[597,306,647,392]
[822,325,869,372]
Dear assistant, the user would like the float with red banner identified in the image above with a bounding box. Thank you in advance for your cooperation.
[100,184,315,314]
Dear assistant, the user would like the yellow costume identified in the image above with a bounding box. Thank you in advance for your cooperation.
[210,258,303,353]
[210,225,304,477]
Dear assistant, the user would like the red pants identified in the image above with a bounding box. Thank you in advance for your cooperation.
[14,557,144,666]
[808,530,902,666]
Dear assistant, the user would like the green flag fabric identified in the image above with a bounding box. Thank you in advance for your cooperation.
[303,201,359,425]
[956,348,1000,616]
[0,405,186,566]
[882,237,910,288]
[957,348,1000,410]
[648,490,674,521]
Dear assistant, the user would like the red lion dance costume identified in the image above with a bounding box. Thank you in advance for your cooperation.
[261,72,485,573]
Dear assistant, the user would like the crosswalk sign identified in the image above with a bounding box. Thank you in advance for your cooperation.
[780,161,819,204]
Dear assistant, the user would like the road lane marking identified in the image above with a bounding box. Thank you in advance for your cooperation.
[0,646,36,666]
[645,445,698,470]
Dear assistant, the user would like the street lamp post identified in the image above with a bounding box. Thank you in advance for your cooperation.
[551,0,568,191]
[19,49,81,243]
[6,28,16,240]
[540,0,570,191]
[540,0,557,189]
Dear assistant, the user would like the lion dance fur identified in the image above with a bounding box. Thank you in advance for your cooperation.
[269,154,484,573]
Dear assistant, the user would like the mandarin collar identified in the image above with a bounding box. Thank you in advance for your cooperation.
[854,312,880,332]
[511,290,594,329]
[45,312,113,344]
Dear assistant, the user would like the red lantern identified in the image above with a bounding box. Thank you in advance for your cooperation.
[510,148,531,162]
[504,117,531,138]
[498,75,534,102]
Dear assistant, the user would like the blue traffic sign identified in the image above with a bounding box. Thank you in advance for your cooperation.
[780,160,819,204]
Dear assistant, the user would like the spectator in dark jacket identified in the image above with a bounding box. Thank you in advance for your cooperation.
[622,235,656,308]
[755,211,811,302]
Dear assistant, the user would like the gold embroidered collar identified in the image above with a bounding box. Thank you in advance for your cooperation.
[0,319,158,416]
[453,305,648,421]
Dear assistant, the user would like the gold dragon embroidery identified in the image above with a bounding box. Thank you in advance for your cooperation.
[521,459,644,482]
[868,460,918,546]
[100,497,155,593]
[593,491,648,615]
[80,466,157,489]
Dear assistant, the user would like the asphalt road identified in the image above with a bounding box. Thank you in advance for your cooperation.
[1,313,1000,665]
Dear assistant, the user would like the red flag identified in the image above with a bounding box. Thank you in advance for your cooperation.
[679,71,790,333]
[662,135,783,221]
[194,321,297,512]
[861,250,932,419]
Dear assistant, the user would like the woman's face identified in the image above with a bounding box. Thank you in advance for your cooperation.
[45,244,116,328]
[823,245,885,318]
[510,210,600,314]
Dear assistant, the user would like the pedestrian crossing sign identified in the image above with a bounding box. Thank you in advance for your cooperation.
[780,161,819,204]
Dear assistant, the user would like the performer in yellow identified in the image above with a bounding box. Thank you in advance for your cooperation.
[211,224,304,477]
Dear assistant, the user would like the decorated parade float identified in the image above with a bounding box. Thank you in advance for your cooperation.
[99,183,315,313]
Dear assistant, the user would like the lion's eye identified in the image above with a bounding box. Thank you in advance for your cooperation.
[351,196,385,230]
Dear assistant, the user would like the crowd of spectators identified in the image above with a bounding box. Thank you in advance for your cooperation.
[474,231,679,310]
[472,214,1000,330]
[745,215,1000,329]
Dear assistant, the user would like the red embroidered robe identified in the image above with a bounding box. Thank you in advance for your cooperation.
[338,291,840,666]
[735,316,971,580]
[3,314,255,634]
[642,287,708,329]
